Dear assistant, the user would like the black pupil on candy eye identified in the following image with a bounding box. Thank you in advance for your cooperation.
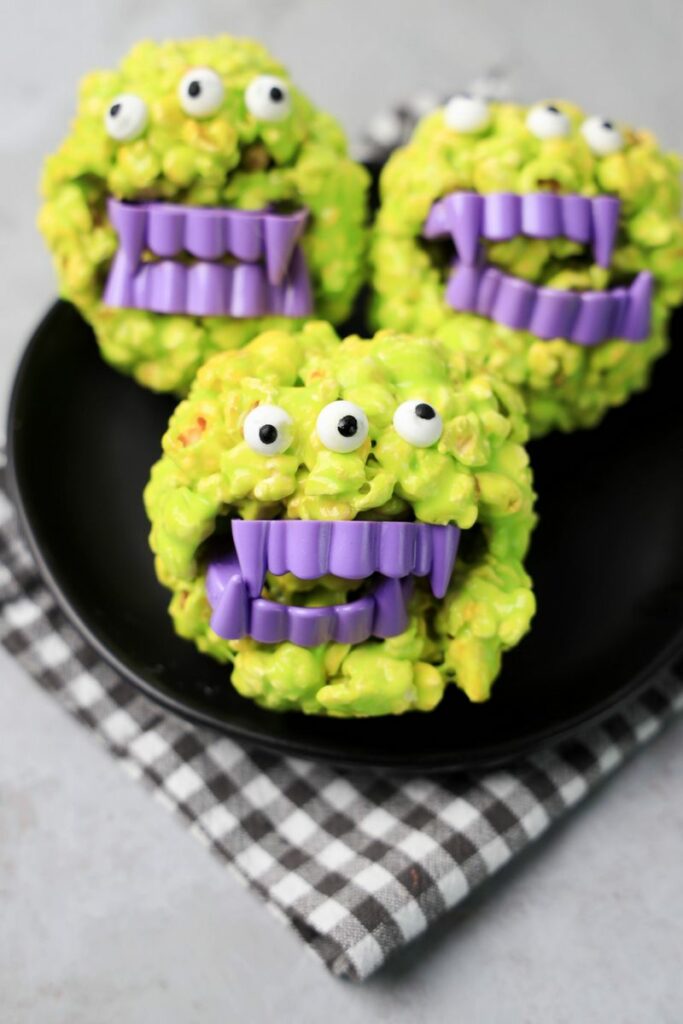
[110,103,121,117]
[188,81,201,98]
[602,120,614,130]
[415,403,436,420]
[259,424,278,445]
[547,105,560,114]
[269,86,284,102]
[337,415,358,437]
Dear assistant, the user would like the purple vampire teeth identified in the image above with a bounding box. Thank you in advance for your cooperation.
[206,520,461,647]
[423,191,653,345]
[103,198,313,318]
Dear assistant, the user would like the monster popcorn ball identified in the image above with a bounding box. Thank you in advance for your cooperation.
[39,37,368,392]
[372,97,683,435]
[145,324,536,717]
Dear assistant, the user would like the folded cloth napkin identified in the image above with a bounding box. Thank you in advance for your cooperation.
[355,70,512,162]
[1,472,682,982]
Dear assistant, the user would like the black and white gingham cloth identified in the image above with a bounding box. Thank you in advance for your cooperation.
[356,69,513,163]
[2,475,682,980]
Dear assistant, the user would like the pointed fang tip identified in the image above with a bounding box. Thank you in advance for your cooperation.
[429,526,461,599]
[231,520,269,599]
[591,196,621,270]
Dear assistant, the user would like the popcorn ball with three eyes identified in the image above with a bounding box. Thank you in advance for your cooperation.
[39,36,369,393]
[144,323,536,717]
[372,97,683,436]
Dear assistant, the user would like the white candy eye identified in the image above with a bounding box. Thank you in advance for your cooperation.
[104,94,148,141]
[444,94,490,134]
[393,400,443,448]
[526,103,570,140]
[316,401,368,453]
[245,75,292,122]
[243,404,292,455]
[581,116,624,156]
[178,68,225,117]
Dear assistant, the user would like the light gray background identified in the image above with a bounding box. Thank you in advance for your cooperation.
[2,1,683,1020]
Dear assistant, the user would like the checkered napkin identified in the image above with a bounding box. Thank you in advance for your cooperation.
[1,472,682,982]
[356,69,512,162]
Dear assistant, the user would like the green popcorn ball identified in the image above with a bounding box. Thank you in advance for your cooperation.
[39,36,369,393]
[144,323,536,717]
[371,97,683,436]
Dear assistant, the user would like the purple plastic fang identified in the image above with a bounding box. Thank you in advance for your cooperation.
[205,519,461,647]
[424,191,621,269]
[423,190,652,345]
[103,198,313,318]
[445,263,652,345]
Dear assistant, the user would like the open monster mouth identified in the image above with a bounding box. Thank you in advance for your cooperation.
[205,519,461,647]
[423,191,653,346]
[103,198,313,318]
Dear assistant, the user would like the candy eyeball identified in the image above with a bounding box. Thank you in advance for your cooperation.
[316,400,369,453]
[178,68,225,117]
[243,404,293,455]
[104,94,148,141]
[393,400,443,447]
[444,94,490,134]
[581,115,624,156]
[526,103,571,140]
[245,75,292,121]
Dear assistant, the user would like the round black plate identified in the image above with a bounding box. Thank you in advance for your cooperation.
[7,301,683,770]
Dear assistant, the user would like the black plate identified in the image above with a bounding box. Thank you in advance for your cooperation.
[7,300,683,770]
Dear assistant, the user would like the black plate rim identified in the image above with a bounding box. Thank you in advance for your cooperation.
[6,301,683,772]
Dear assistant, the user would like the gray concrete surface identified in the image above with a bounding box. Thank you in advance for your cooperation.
[2,1,683,1019]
